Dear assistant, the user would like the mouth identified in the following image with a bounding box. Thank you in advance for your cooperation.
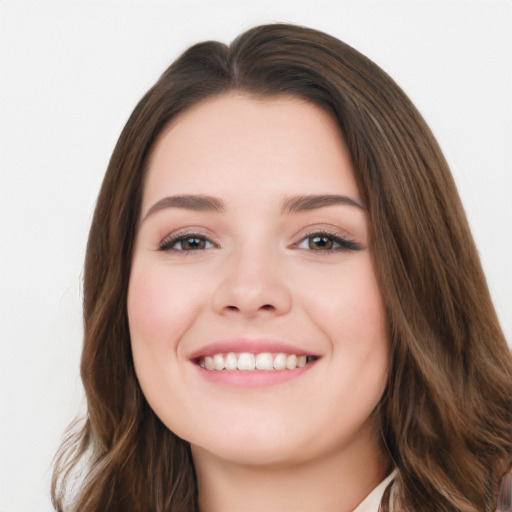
[195,352,318,371]
[189,339,320,387]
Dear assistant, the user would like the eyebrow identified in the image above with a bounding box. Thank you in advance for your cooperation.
[143,194,226,221]
[281,194,366,213]
[143,192,365,222]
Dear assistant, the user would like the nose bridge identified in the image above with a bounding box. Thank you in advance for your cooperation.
[212,237,292,316]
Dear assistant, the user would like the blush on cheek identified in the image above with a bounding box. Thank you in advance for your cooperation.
[306,264,385,337]
[345,264,386,331]
[128,278,167,342]
[127,266,208,353]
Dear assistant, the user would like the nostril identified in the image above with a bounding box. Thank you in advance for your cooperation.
[225,304,274,312]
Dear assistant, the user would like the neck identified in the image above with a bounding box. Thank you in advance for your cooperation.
[192,425,391,512]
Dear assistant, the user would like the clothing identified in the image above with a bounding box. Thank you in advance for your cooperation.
[352,470,396,512]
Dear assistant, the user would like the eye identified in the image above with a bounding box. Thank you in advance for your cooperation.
[159,233,216,252]
[296,232,361,252]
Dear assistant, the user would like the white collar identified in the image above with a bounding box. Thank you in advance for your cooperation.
[352,470,396,512]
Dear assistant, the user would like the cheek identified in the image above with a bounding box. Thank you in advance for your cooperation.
[300,257,389,393]
[126,261,210,428]
[127,262,205,353]
[301,258,387,341]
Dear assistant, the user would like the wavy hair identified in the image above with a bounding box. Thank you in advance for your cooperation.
[52,23,512,511]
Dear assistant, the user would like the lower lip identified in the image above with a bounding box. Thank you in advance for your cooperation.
[192,361,317,388]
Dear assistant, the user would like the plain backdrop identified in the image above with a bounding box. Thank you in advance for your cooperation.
[1,1,511,510]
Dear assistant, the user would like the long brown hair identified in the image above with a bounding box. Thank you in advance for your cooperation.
[52,23,512,511]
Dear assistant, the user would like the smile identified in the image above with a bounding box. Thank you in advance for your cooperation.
[198,352,317,371]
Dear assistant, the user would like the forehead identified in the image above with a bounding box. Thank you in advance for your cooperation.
[143,93,359,209]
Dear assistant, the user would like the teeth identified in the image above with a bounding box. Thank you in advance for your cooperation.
[273,353,287,370]
[255,352,273,370]
[213,353,224,371]
[225,352,237,371]
[237,353,255,370]
[286,354,297,370]
[198,352,315,371]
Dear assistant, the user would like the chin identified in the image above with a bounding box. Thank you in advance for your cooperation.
[191,435,311,468]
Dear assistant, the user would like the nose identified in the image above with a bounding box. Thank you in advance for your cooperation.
[211,246,292,317]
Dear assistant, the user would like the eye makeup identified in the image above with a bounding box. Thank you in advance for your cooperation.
[294,230,362,252]
[158,230,220,252]
[157,227,362,254]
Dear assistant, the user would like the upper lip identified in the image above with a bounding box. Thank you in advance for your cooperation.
[188,338,319,360]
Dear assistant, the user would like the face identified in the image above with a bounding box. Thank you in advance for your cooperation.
[128,94,389,468]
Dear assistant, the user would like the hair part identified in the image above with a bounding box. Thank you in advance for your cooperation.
[52,23,512,512]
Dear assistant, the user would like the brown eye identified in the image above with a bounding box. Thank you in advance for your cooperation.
[296,232,362,252]
[179,237,209,250]
[159,235,215,251]
[309,235,334,250]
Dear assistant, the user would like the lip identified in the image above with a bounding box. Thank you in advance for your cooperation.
[188,338,320,388]
[188,338,319,360]
[194,360,317,387]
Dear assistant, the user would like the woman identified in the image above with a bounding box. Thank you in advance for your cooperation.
[52,23,512,511]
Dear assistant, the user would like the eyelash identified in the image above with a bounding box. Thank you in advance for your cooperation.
[294,230,362,253]
[158,230,361,253]
[159,232,218,252]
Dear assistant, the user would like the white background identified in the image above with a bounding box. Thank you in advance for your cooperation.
[1,1,511,510]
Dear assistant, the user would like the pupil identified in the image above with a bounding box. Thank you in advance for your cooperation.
[184,237,203,250]
[310,236,333,250]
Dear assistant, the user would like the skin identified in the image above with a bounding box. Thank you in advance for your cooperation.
[128,93,391,511]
